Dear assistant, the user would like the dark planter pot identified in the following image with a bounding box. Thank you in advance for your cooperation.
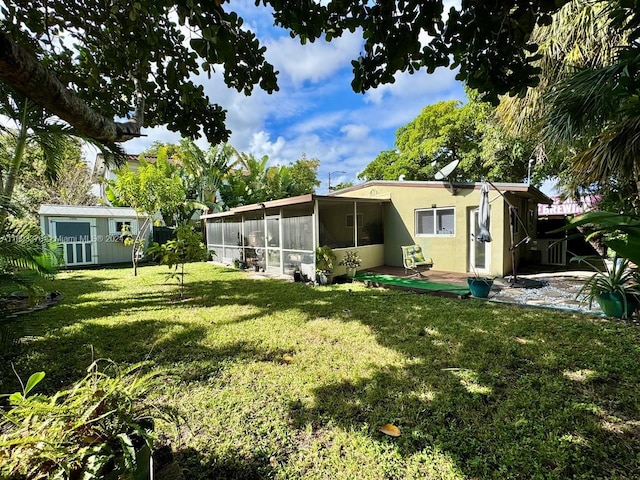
[316,272,334,285]
[467,277,494,298]
[596,292,638,319]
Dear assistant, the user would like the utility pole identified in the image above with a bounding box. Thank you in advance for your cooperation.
[328,170,346,191]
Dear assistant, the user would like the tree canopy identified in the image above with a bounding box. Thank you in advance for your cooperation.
[0,0,572,145]
[359,91,535,183]
[219,153,320,208]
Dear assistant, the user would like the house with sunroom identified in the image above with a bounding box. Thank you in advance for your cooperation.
[202,180,552,279]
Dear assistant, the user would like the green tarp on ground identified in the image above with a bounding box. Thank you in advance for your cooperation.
[353,272,470,296]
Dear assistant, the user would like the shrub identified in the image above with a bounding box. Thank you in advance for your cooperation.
[0,360,176,480]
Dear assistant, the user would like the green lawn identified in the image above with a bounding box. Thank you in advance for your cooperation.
[2,263,639,479]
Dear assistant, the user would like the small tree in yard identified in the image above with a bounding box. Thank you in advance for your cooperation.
[108,156,184,276]
[147,225,207,299]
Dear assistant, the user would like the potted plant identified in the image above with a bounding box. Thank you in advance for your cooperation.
[315,245,337,285]
[577,256,639,318]
[467,267,494,298]
[339,250,362,278]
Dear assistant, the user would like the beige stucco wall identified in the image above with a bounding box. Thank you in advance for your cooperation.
[333,244,385,276]
[335,183,509,276]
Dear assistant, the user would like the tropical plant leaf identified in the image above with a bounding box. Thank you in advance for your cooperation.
[23,371,45,397]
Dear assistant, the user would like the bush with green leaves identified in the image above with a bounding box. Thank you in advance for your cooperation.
[0,360,176,480]
[0,200,61,295]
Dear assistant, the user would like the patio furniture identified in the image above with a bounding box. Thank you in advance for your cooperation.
[401,244,433,277]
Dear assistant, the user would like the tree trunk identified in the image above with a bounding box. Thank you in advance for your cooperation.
[0,31,143,143]
[0,98,28,226]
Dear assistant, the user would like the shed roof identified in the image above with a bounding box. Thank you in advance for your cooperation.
[39,204,147,218]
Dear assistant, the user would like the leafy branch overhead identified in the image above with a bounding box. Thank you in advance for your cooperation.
[0,1,571,144]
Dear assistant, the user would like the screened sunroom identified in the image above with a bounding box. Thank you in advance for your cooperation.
[202,194,388,280]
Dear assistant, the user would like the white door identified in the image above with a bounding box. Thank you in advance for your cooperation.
[50,219,97,266]
[469,209,491,274]
[265,215,281,272]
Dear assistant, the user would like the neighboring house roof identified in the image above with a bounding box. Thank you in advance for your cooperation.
[331,180,553,205]
[38,204,148,218]
[201,194,391,219]
[91,153,181,181]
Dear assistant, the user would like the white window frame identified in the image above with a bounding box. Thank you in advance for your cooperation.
[108,218,138,236]
[415,207,456,237]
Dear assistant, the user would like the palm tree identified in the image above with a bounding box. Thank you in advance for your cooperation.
[176,139,238,211]
[495,0,629,187]
[497,0,625,133]
[537,0,640,211]
[0,84,124,224]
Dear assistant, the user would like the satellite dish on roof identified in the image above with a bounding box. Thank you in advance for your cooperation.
[434,159,460,180]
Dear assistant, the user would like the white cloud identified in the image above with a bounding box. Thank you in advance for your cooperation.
[364,66,461,105]
[265,33,362,85]
[340,124,370,140]
[117,2,466,194]
[248,131,286,162]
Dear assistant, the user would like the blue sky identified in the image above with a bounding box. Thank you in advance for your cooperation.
[122,1,467,193]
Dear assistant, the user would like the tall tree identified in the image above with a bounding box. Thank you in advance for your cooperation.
[0,85,116,225]
[7,136,96,218]
[1,1,571,145]
[219,153,270,209]
[108,152,185,275]
[288,154,321,196]
[359,92,534,183]
[173,140,238,211]
[496,0,633,196]
[218,152,320,208]
[542,0,640,210]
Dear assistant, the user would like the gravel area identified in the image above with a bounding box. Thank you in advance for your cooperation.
[488,273,604,315]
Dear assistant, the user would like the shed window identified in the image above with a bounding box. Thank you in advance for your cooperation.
[416,208,455,236]
[109,218,138,235]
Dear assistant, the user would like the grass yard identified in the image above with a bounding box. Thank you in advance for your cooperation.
[1,263,640,479]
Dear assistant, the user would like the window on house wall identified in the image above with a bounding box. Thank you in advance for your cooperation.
[415,208,455,236]
[108,218,138,236]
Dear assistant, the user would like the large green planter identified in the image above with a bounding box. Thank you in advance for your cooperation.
[467,277,494,298]
[596,292,638,319]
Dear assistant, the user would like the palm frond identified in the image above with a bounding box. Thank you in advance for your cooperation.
[0,221,61,277]
[497,0,625,134]
[544,60,637,142]
[567,115,640,186]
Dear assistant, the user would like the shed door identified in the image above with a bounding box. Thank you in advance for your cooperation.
[50,219,97,266]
